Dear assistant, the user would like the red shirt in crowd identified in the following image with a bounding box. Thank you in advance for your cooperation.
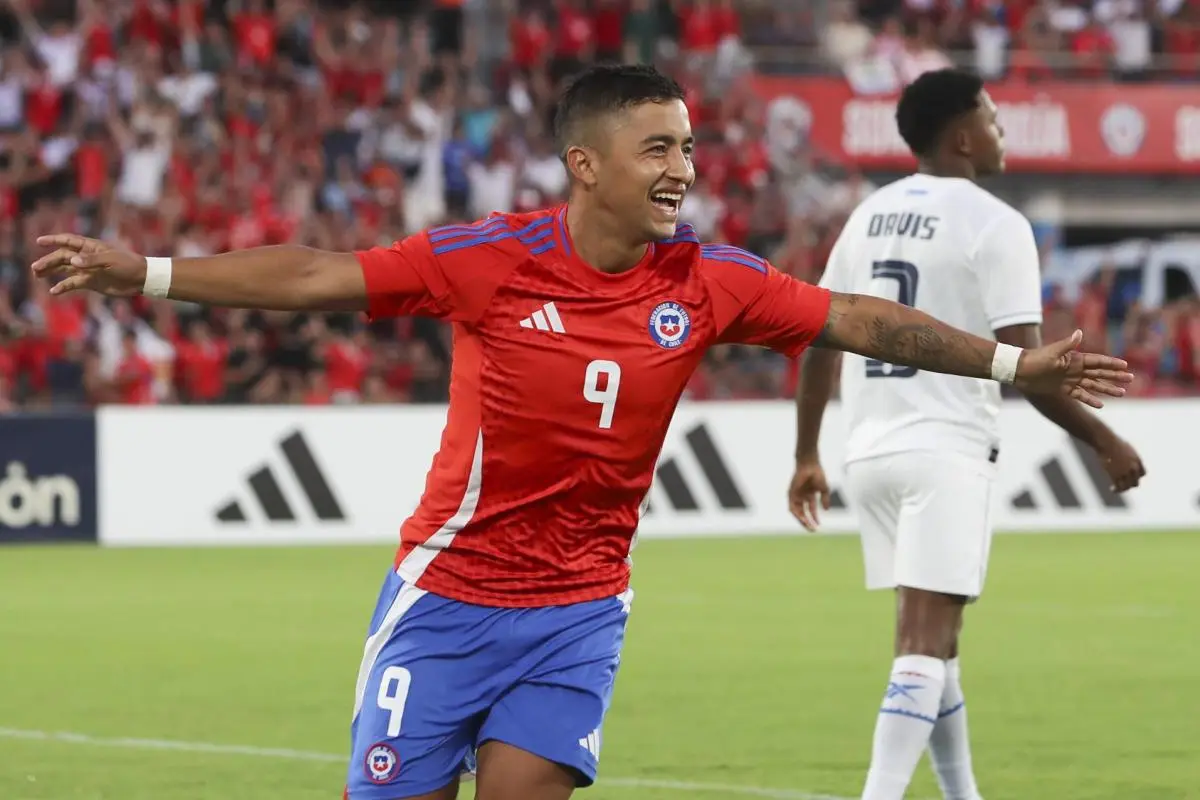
[555,2,594,58]
[234,11,277,66]
[324,339,369,395]
[177,339,228,402]
[116,350,155,404]
[510,14,552,69]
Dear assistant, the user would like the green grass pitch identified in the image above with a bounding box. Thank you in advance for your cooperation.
[0,532,1197,800]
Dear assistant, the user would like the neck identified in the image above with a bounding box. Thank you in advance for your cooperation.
[917,157,976,181]
[565,196,648,274]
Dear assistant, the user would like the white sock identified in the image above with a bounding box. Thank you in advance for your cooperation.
[861,654,946,800]
[928,658,982,800]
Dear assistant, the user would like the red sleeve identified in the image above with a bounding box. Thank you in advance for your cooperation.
[704,253,831,358]
[354,229,514,323]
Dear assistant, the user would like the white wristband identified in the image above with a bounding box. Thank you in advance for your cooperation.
[991,342,1022,384]
[142,257,173,298]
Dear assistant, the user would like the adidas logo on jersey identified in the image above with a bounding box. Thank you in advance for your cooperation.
[519,302,566,333]
[1009,438,1127,511]
[215,431,347,524]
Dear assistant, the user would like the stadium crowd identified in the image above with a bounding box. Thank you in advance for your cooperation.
[0,0,1196,411]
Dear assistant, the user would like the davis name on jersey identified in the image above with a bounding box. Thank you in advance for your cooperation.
[355,207,831,607]
[819,174,1044,464]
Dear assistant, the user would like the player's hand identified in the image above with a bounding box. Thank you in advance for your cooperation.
[788,459,831,532]
[1094,434,1146,493]
[31,234,148,298]
[1013,330,1134,409]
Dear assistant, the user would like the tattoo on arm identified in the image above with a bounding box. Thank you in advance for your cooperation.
[817,292,995,380]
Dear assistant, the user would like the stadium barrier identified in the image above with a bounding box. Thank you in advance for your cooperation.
[0,412,98,544]
[92,400,1196,547]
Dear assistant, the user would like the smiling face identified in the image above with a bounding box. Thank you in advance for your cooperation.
[585,99,696,241]
[555,65,694,243]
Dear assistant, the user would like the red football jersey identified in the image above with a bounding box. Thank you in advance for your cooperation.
[355,206,831,607]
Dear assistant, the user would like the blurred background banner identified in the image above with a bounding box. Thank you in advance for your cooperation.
[754,76,1200,173]
[0,412,96,543]
[94,400,1198,546]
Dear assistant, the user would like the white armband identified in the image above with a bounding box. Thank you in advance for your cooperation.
[991,342,1022,384]
[142,257,173,298]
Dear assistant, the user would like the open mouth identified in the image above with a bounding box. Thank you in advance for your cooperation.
[650,191,683,216]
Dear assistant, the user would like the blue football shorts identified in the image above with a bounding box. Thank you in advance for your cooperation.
[345,569,632,798]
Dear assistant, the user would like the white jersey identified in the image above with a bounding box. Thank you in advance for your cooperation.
[819,174,1043,464]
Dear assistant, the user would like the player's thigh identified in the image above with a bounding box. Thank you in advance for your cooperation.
[474,740,576,800]
[347,572,499,800]
[893,451,996,599]
[845,457,903,591]
[478,591,631,789]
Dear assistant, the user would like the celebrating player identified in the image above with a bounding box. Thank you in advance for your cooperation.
[33,65,1132,800]
[788,68,1146,800]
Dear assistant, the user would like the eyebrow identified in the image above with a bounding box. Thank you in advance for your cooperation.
[640,134,695,147]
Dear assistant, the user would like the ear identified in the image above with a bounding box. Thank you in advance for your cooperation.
[564,145,599,188]
[953,124,973,159]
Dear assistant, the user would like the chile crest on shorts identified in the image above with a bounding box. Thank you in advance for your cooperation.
[648,301,691,349]
[364,742,401,784]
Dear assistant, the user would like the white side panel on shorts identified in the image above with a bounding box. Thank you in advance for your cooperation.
[395,429,484,583]
[352,581,427,719]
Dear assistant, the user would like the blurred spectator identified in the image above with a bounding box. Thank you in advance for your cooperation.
[0,0,1195,411]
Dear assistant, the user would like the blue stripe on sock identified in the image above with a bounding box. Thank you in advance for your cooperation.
[880,707,937,725]
[937,702,965,719]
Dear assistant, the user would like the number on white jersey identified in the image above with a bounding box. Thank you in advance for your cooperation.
[865,260,920,379]
[377,665,412,737]
[584,360,622,429]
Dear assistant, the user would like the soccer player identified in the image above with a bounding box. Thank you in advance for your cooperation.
[33,65,1131,800]
[787,69,1147,800]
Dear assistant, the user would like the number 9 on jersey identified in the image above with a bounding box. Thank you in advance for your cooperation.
[584,360,622,429]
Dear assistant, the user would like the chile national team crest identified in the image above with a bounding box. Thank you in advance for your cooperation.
[364,742,401,784]
[648,301,692,349]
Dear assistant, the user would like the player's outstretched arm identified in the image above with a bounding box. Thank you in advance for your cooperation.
[997,324,1146,492]
[31,235,367,312]
[814,292,1134,408]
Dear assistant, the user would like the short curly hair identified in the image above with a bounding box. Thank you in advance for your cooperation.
[895,69,985,158]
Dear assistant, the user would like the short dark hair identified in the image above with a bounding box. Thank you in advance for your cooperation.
[553,64,686,156]
[895,69,984,158]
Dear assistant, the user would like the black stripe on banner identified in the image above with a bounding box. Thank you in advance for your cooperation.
[280,433,345,520]
[1040,459,1081,509]
[1011,490,1036,509]
[829,489,846,510]
[249,467,295,521]
[1071,439,1127,509]
[656,460,699,511]
[685,425,747,510]
[215,501,246,522]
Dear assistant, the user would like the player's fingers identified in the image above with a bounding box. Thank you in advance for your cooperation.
[787,493,806,525]
[1069,386,1104,409]
[804,496,821,531]
[792,494,817,531]
[1049,328,1084,356]
[48,273,91,296]
[1081,366,1134,384]
[1078,377,1127,397]
[1080,353,1130,372]
[31,248,80,276]
[36,233,86,251]
[820,487,832,511]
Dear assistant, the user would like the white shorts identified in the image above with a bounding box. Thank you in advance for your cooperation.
[844,449,997,599]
